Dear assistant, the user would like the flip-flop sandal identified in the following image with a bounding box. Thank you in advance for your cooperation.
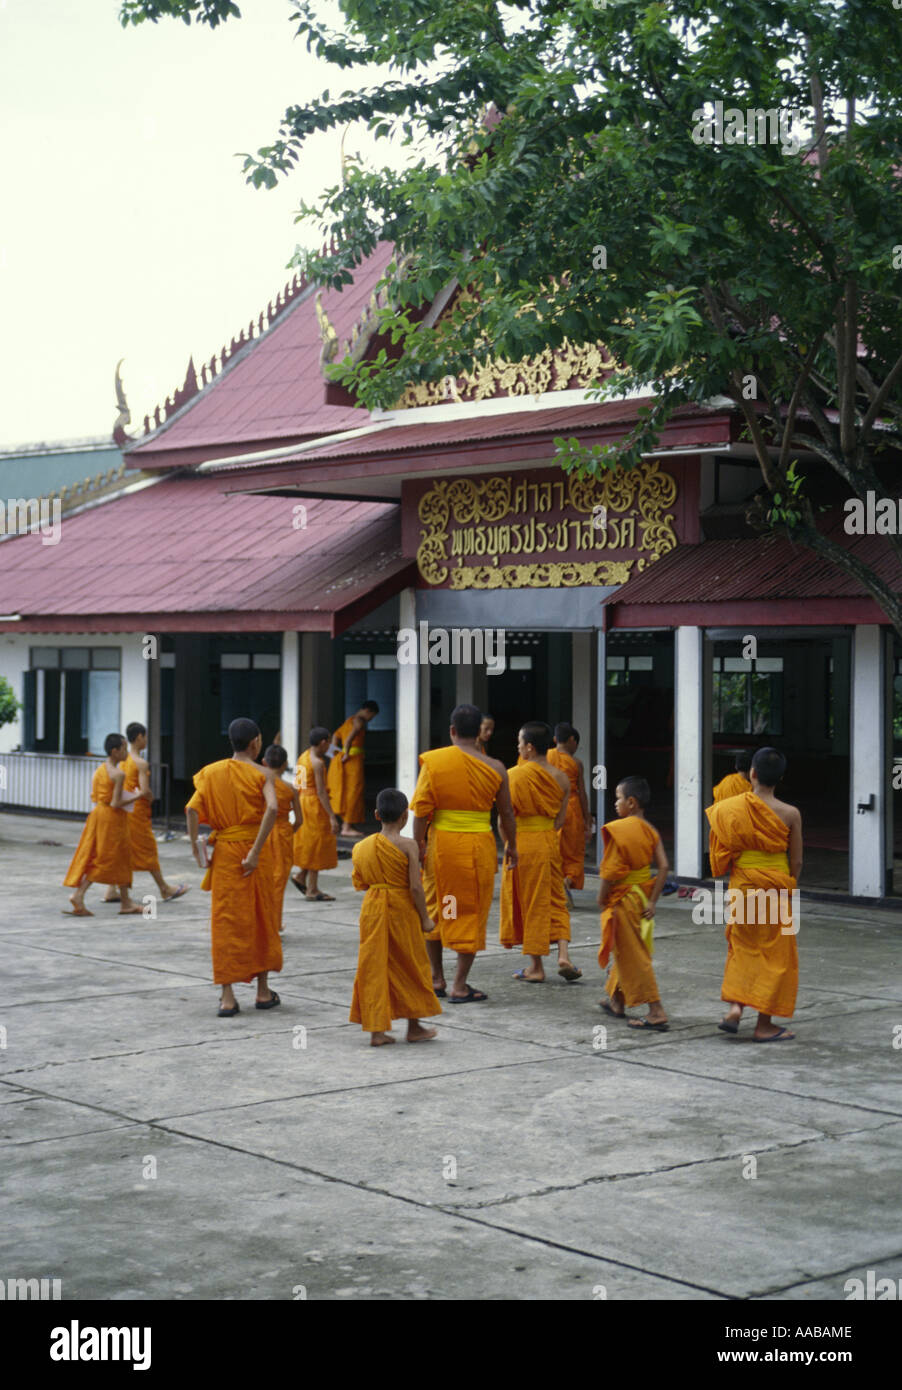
[718,1018,740,1034]
[290,876,308,894]
[118,906,143,915]
[218,1002,240,1017]
[513,969,543,982]
[600,1000,626,1019]
[628,1017,670,1032]
[162,885,189,901]
[558,964,583,981]
[434,987,447,998]
[753,1027,794,1043]
[448,987,488,1003]
[305,892,335,902]
[255,991,281,1011]
[62,907,94,917]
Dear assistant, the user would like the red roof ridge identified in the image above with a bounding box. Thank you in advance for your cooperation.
[135,264,322,445]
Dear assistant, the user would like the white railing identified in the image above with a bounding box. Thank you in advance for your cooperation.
[0,751,105,813]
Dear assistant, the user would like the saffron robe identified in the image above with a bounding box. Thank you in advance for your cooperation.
[706,792,798,1018]
[349,834,441,1032]
[63,764,132,888]
[500,762,570,956]
[185,759,282,986]
[548,747,586,888]
[599,815,661,1008]
[271,776,296,903]
[122,754,160,874]
[410,746,501,954]
[326,717,366,824]
[293,749,338,871]
[713,771,751,802]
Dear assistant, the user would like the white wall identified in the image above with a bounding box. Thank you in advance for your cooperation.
[0,631,146,754]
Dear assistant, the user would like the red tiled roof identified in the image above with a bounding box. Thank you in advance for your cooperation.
[0,474,409,634]
[126,247,394,464]
[604,521,902,605]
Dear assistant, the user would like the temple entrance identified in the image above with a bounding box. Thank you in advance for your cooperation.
[605,632,675,858]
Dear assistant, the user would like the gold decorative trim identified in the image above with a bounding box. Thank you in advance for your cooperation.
[416,460,678,589]
[396,339,626,408]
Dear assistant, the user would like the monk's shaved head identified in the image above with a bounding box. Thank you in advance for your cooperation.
[309,726,330,745]
[264,744,287,769]
[228,718,260,752]
[554,721,579,745]
[126,722,146,743]
[618,775,651,809]
[376,787,407,823]
[104,732,126,756]
[450,704,482,739]
[752,746,786,788]
[520,721,553,755]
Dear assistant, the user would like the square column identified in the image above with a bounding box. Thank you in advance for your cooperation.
[674,626,710,879]
[850,625,889,897]
[396,588,420,802]
[280,631,300,764]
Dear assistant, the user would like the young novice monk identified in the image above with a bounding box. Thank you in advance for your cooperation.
[63,733,145,916]
[350,788,441,1047]
[712,750,752,802]
[264,744,301,930]
[327,701,379,837]
[548,722,593,890]
[500,721,581,982]
[598,776,670,1030]
[706,746,802,1042]
[103,722,187,905]
[292,726,339,901]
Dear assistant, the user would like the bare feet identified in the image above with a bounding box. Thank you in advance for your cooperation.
[63,895,93,917]
[118,903,143,915]
[370,1032,396,1047]
[406,1021,437,1044]
[341,825,363,839]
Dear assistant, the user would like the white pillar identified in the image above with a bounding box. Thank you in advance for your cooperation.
[396,588,420,802]
[280,631,300,764]
[850,624,887,897]
[675,626,706,879]
[121,636,149,734]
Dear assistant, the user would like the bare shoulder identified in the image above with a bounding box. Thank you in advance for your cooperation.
[550,763,570,794]
[483,753,507,778]
[399,836,419,862]
[133,754,150,770]
[774,797,801,827]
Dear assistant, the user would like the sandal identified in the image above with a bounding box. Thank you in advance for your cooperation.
[218,1002,240,1017]
[448,987,488,1003]
[305,892,335,902]
[255,991,281,1011]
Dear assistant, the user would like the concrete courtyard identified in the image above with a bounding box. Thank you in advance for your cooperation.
[1,810,901,1302]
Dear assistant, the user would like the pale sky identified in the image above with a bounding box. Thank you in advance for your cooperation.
[0,0,411,448]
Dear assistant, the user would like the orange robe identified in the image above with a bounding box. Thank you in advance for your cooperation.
[500,762,569,956]
[548,747,586,889]
[599,815,661,1008]
[410,746,501,955]
[326,717,366,824]
[271,776,296,904]
[706,792,798,1019]
[185,759,282,986]
[63,764,132,888]
[122,754,160,874]
[349,834,441,1032]
[293,749,338,870]
[713,772,751,802]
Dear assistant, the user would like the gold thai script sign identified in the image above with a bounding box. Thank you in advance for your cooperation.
[413,461,679,590]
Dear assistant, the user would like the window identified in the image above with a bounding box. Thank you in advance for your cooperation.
[607,654,654,687]
[24,647,121,754]
[219,653,281,736]
[712,656,783,735]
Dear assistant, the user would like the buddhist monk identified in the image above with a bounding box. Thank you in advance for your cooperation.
[263,744,301,930]
[63,733,144,916]
[411,703,517,1003]
[185,717,282,1017]
[292,725,339,901]
[102,722,187,905]
[500,721,580,982]
[476,714,495,754]
[706,746,802,1042]
[713,750,752,801]
[598,776,670,1030]
[548,721,593,890]
[349,787,441,1047]
[327,700,379,837]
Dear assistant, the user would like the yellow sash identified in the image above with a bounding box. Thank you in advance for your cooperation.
[345,745,364,758]
[621,868,655,955]
[432,808,492,833]
[737,849,789,873]
[517,815,555,831]
[200,824,258,891]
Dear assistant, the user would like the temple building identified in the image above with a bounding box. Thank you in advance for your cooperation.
[0,251,899,899]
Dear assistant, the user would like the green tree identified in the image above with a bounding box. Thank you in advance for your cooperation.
[121,0,902,633]
[0,676,19,730]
